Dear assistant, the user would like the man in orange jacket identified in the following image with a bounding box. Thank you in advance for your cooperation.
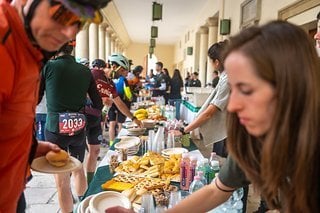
[0,0,110,212]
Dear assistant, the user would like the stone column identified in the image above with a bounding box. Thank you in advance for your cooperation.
[115,38,120,53]
[110,34,116,54]
[199,26,209,87]
[206,17,219,85]
[119,44,123,54]
[89,23,99,62]
[105,28,113,59]
[75,27,89,59]
[98,24,107,60]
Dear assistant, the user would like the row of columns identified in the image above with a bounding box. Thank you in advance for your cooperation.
[75,23,124,63]
[198,17,219,85]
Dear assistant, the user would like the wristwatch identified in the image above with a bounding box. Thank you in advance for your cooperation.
[179,126,186,135]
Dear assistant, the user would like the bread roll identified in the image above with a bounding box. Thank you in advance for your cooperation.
[45,150,69,167]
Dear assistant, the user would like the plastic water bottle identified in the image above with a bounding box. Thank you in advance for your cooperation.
[196,160,204,173]
[202,159,215,184]
[164,105,170,120]
[189,175,204,194]
[210,152,220,177]
[169,105,176,120]
[197,171,207,185]
[211,160,220,178]
[209,152,220,166]
[187,156,197,186]
[180,153,190,190]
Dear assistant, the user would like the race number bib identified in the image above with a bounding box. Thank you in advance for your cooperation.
[58,113,86,136]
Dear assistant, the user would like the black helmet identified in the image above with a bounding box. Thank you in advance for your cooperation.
[133,65,143,73]
[92,59,106,68]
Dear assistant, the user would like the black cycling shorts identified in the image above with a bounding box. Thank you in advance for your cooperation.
[45,129,86,162]
[85,115,103,145]
[108,104,127,123]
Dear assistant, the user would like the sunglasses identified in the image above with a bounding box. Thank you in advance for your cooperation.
[49,1,87,28]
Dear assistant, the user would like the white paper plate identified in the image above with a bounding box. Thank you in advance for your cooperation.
[142,119,156,128]
[127,127,146,132]
[115,136,140,149]
[142,119,156,123]
[89,191,131,213]
[31,156,82,174]
[116,145,140,156]
[161,148,188,156]
[78,195,94,213]
[127,127,146,134]
[123,122,138,129]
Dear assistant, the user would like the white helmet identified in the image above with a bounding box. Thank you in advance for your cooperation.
[108,53,130,70]
[79,58,89,66]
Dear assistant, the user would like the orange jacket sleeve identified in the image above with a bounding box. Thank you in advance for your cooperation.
[0,44,14,109]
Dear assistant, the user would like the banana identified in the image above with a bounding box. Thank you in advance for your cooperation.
[136,114,147,120]
[134,109,148,117]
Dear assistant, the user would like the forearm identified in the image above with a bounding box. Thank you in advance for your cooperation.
[184,105,217,133]
[166,182,231,213]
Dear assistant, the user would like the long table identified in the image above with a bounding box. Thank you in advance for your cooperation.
[83,132,199,198]
[82,129,243,213]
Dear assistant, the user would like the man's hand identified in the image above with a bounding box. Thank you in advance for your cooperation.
[35,141,61,158]
[133,118,143,128]
[105,206,134,213]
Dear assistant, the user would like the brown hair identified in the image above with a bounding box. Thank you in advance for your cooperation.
[224,21,320,212]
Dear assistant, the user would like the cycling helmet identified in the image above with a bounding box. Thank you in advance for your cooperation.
[79,58,90,66]
[92,59,107,68]
[108,53,130,70]
[133,65,143,73]
[58,0,111,21]
[63,0,111,11]
[23,0,111,53]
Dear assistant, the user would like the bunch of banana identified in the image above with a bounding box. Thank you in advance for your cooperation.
[133,108,148,120]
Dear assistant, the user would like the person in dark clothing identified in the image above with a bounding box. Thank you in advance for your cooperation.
[41,43,103,212]
[162,68,171,104]
[84,58,106,185]
[163,68,171,90]
[170,69,183,100]
[151,61,167,97]
[189,72,201,87]
[212,70,220,88]
[128,65,143,102]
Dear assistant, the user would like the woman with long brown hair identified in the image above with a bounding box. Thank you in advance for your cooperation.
[166,20,320,212]
[225,20,320,211]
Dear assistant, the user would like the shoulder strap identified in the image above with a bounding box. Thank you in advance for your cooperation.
[1,27,11,44]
